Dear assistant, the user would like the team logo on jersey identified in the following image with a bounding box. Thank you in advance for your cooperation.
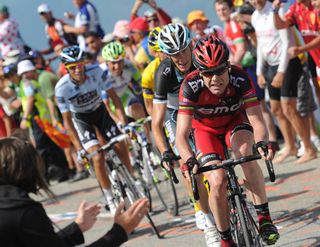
[197,102,242,115]
[230,75,245,88]
[188,79,202,93]
[163,67,170,76]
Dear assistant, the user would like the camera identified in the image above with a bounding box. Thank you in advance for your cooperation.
[142,0,149,3]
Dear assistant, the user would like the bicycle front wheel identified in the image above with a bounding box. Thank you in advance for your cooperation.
[150,163,179,216]
[234,195,253,247]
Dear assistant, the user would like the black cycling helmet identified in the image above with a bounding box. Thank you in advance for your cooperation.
[60,45,85,65]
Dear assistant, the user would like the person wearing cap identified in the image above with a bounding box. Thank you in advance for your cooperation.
[63,0,105,50]
[128,17,154,71]
[131,0,171,31]
[0,4,29,58]
[112,20,138,69]
[16,59,70,182]
[37,4,77,56]
[187,10,225,42]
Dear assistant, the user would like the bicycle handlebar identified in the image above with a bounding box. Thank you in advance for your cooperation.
[85,133,128,160]
[191,154,276,201]
[160,155,180,184]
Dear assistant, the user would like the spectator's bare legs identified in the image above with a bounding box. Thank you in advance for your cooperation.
[281,99,316,163]
[260,100,277,142]
[309,113,320,142]
[270,99,297,163]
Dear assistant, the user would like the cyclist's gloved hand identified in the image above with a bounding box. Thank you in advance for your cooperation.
[255,141,273,160]
[77,149,87,165]
[186,156,200,174]
[161,150,175,171]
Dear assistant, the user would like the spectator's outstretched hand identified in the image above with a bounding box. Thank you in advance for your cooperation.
[114,198,149,234]
[75,200,101,232]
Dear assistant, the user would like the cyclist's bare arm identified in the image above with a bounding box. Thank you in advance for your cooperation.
[246,105,273,159]
[61,111,83,151]
[246,105,269,143]
[107,88,127,125]
[176,113,194,162]
[151,103,167,154]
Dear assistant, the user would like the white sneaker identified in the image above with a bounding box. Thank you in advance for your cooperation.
[204,226,221,247]
[311,136,320,152]
[297,141,305,158]
[195,210,207,230]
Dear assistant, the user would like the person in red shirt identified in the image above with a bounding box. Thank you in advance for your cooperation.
[215,0,246,66]
[273,0,320,84]
[176,35,279,247]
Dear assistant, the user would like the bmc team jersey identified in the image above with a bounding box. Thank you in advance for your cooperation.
[154,58,195,109]
[285,3,320,68]
[55,64,111,113]
[178,66,259,133]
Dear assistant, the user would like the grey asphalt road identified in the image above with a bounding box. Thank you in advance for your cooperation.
[36,155,320,247]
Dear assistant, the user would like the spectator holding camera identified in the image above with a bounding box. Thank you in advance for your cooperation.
[131,0,171,30]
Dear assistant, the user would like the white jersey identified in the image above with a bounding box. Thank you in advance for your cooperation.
[55,64,112,113]
[251,1,295,75]
[100,60,139,98]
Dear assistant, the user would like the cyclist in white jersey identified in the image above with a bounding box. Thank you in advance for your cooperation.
[100,41,151,143]
[55,46,132,214]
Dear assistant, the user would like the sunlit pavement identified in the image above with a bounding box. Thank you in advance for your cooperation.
[35,154,320,247]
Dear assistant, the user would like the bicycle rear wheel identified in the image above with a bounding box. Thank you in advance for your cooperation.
[119,165,162,239]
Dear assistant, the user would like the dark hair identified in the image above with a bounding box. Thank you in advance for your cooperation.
[215,0,233,9]
[84,31,100,39]
[0,137,54,198]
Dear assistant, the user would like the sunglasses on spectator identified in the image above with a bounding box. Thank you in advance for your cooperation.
[147,18,159,23]
[200,64,229,77]
[119,36,130,43]
[65,62,85,71]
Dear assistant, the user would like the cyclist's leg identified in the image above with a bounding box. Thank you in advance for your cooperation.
[165,109,213,226]
[194,129,229,231]
[227,117,279,244]
[127,96,152,143]
[97,104,134,175]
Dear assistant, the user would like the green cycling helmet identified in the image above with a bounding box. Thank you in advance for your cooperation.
[102,41,126,62]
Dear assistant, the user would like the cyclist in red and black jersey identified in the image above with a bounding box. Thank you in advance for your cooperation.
[176,35,279,246]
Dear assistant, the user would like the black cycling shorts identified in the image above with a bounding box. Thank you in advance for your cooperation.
[265,57,302,100]
[72,103,121,150]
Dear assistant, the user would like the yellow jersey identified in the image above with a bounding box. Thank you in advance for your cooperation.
[141,57,161,100]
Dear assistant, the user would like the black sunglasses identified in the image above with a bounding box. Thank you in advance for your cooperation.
[201,65,228,77]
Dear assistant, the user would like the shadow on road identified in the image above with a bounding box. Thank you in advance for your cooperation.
[40,185,98,205]
[264,168,316,185]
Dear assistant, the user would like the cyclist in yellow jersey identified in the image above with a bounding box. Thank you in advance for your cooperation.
[141,27,167,116]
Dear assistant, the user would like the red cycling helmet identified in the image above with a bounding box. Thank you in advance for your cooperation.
[192,35,230,71]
